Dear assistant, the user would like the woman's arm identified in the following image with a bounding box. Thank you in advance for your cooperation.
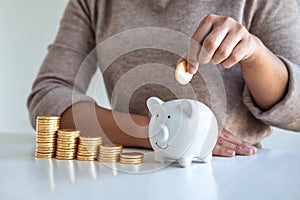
[60,102,151,149]
[239,36,288,110]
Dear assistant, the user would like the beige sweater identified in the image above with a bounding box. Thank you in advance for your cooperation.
[28,0,300,144]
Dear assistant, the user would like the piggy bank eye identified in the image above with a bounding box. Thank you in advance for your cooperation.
[167,115,171,119]
[156,114,159,118]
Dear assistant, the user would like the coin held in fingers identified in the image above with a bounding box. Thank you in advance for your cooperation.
[175,60,193,85]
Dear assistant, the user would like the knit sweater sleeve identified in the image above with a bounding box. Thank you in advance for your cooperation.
[27,0,97,128]
[243,0,300,131]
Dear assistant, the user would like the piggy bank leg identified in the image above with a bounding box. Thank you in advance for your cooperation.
[201,153,212,163]
[178,157,192,168]
[154,152,165,163]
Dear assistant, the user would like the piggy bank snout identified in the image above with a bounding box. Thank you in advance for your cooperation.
[148,109,167,138]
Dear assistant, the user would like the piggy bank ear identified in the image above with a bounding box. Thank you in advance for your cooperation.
[180,100,193,118]
[146,97,164,114]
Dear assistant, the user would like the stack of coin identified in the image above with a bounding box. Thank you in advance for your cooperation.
[77,136,102,161]
[120,152,144,164]
[97,144,122,163]
[35,116,60,158]
[56,129,79,160]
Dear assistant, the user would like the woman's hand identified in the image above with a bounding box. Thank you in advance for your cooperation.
[187,14,258,73]
[213,128,257,157]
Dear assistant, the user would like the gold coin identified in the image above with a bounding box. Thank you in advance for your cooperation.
[120,152,144,159]
[99,152,121,155]
[120,158,143,164]
[77,153,97,157]
[56,148,76,152]
[55,156,75,160]
[35,137,56,143]
[80,144,100,148]
[37,116,60,119]
[58,129,80,133]
[57,146,78,151]
[76,155,96,161]
[120,157,144,162]
[57,141,78,145]
[37,130,58,133]
[57,137,78,142]
[56,152,76,156]
[36,127,58,133]
[36,134,57,138]
[36,150,56,154]
[36,122,59,125]
[78,148,98,152]
[78,148,97,152]
[79,142,101,147]
[36,131,57,135]
[98,154,119,158]
[36,122,60,126]
[35,152,55,158]
[100,144,122,149]
[175,60,193,85]
[120,160,143,164]
[57,144,78,148]
[120,161,143,164]
[78,150,97,154]
[36,118,60,121]
[37,121,60,123]
[36,143,55,147]
[36,147,56,152]
[77,155,96,158]
[56,152,76,157]
[57,134,79,139]
[97,158,118,163]
[56,154,76,158]
[80,140,102,144]
[79,136,102,140]
[57,131,79,135]
[77,150,97,154]
[56,151,76,156]
[99,149,122,154]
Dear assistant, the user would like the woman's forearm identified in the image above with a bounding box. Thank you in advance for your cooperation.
[240,35,289,110]
[60,102,151,149]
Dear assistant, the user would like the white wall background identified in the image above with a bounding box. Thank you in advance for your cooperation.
[0,0,299,150]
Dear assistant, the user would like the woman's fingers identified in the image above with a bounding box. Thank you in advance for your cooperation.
[213,145,236,157]
[187,14,214,74]
[198,26,228,64]
[220,128,250,147]
[220,34,255,68]
[212,31,243,64]
[213,128,258,157]
[216,136,257,156]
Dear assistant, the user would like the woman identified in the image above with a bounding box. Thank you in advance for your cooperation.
[28,0,300,157]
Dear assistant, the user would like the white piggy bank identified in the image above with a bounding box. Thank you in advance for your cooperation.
[147,97,218,167]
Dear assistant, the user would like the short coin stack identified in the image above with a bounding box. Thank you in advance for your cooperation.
[120,152,144,164]
[97,144,123,163]
[77,136,102,161]
[56,129,79,160]
[35,116,60,158]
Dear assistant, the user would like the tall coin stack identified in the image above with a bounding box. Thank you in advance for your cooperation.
[35,116,60,158]
[97,144,123,163]
[56,129,79,160]
[120,152,144,164]
[77,136,102,161]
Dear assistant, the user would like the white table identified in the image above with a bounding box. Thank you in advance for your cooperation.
[0,133,299,200]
